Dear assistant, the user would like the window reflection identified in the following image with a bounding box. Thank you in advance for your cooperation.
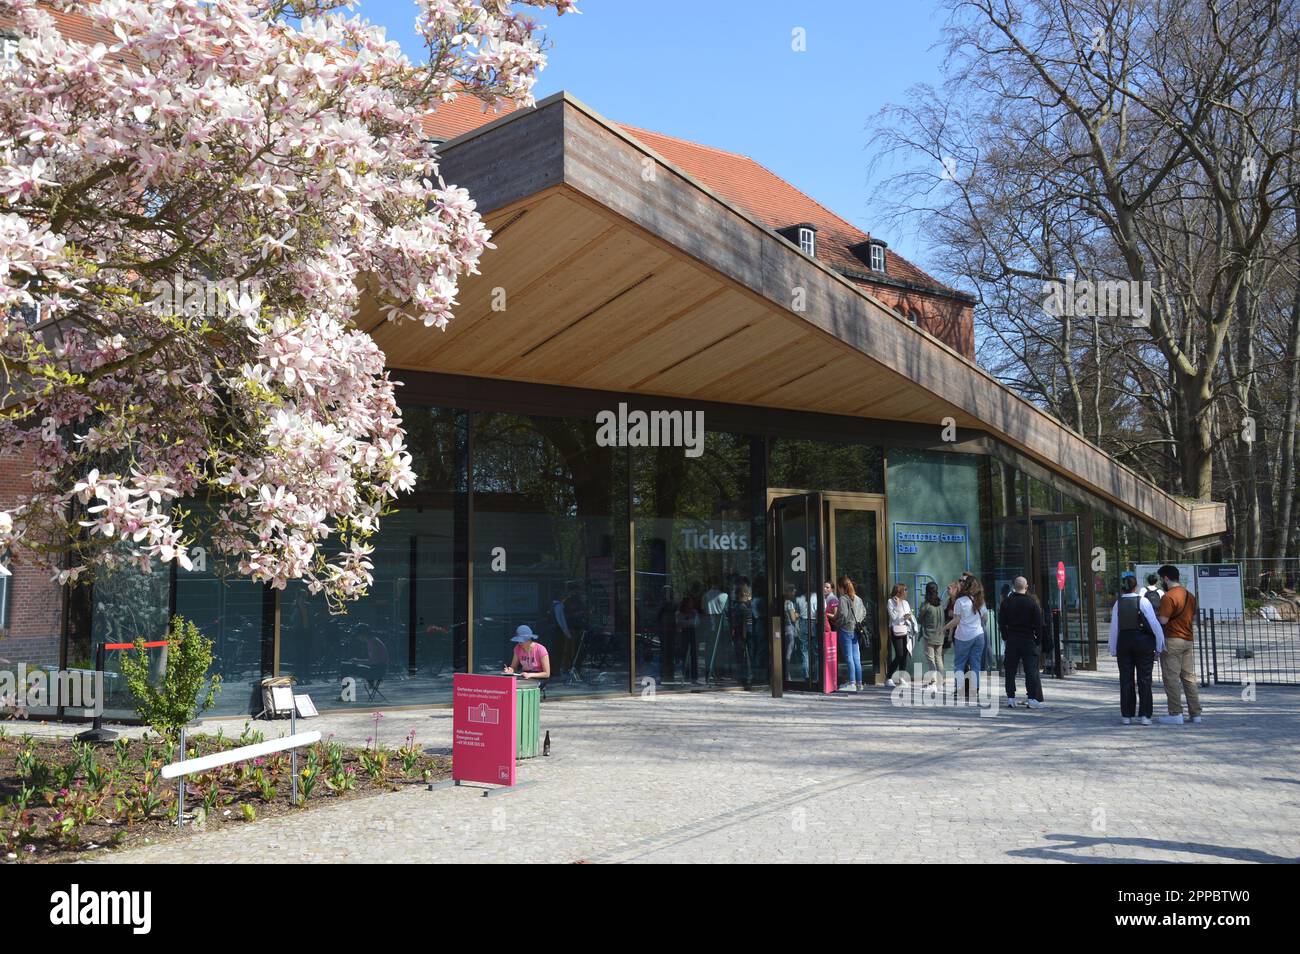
[472,412,629,695]
[634,433,765,689]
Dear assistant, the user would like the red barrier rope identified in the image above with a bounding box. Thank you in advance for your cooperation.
[103,640,169,650]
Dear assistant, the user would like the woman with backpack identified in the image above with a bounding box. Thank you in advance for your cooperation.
[835,575,867,692]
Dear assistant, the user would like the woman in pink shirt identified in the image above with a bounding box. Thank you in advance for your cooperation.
[503,624,551,680]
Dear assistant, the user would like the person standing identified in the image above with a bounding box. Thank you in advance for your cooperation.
[676,588,700,684]
[885,583,915,687]
[917,581,946,684]
[998,576,1046,709]
[782,583,803,678]
[822,580,838,688]
[729,582,756,688]
[835,576,867,692]
[1156,565,1202,724]
[1141,573,1164,609]
[1109,574,1165,725]
[944,575,988,700]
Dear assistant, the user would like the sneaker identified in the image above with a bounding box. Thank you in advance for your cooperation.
[1005,697,1018,708]
[1157,714,1185,725]
[1139,717,1152,726]
[838,683,855,692]
[856,683,864,691]
[1191,715,1202,724]
[1121,717,1132,725]
[1026,698,1046,710]
[884,678,895,687]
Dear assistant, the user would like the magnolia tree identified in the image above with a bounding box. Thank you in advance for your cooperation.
[0,0,576,606]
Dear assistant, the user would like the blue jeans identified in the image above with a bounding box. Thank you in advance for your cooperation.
[952,634,986,693]
[839,631,862,685]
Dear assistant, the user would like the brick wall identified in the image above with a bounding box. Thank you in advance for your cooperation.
[0,447,63,669]
[858,281,976,360]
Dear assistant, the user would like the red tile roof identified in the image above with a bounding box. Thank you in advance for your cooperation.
[424,102,962,300]
[0,3,115,50]
[617,125,946,291]
[420,96,521,141]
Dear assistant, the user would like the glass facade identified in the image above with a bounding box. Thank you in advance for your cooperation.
[472,412,629,696]
[887,448,985,673]
[277,407,467,709]
[633,432,764,690]
[78,385,1190,715]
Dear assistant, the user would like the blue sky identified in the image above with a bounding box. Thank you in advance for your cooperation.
[353,1,953,264]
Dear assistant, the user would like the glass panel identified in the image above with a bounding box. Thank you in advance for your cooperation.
[769,438,883,493]
[276,406,467,710]
[773,494,825,691]
[472,412,629,696]
[830,506,881,681]
[633,433,764,690]
[280,507,460,708]
[887,448,986,666]
[175,547,268,717]
[1036,518,1088,671]
[89,558,171,720]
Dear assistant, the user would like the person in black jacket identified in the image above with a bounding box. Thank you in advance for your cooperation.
[998,576,1046,709]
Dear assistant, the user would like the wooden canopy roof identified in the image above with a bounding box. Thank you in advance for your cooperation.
[360,92,1224,547]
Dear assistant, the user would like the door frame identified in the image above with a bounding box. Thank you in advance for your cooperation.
[767,488,890,690]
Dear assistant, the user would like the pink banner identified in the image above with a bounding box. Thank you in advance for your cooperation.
[452,673,517,786]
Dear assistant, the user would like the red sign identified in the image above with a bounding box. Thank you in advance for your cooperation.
[452,673,517,787]
[1056,561,1066,591]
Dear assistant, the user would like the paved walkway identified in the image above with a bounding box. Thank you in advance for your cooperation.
[41,668,1300,863]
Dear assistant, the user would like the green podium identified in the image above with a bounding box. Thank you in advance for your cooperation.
[515,681,542,759]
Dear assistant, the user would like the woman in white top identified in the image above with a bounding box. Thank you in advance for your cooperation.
[885,583,914,687]
[943,575,988,696]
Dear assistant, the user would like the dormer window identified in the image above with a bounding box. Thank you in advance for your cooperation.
[776,223,818,258]
[869,241,886,273]
[798,227,816,257]
[848,236,889,274]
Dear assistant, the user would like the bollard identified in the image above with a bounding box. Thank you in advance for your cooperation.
[177,725,186,827]
[75,642,119,743]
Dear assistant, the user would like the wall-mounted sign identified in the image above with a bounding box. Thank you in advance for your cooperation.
[894,522,967,561]
[452,673,517,787]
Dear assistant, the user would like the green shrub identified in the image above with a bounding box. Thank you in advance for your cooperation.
[119,615,221,743]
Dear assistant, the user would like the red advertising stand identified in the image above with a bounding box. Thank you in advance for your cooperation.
[449,673,518,791]
[822,630,838,694]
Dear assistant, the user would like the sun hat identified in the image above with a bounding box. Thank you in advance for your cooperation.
[512,624,536,643]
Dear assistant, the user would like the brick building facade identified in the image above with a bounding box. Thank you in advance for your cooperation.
[0,447,62,669]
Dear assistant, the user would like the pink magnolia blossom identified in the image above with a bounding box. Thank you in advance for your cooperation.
[0,0,577,603]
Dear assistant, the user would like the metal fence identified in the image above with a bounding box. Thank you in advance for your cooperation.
[1197,609,1300,687]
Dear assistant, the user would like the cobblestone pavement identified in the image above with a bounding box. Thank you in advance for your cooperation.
[29,667,1298,863]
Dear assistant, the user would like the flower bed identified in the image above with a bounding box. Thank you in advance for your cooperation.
[0,723,449,863]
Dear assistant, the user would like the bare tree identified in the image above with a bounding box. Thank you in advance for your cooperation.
[871,0,1300,555]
